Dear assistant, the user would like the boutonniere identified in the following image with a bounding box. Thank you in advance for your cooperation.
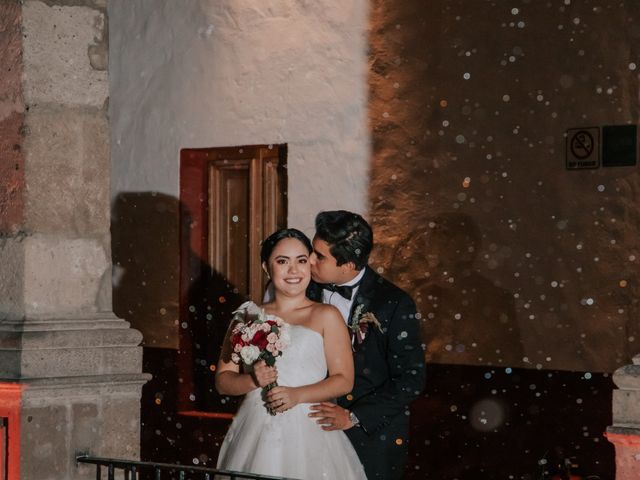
[349,304,382,349]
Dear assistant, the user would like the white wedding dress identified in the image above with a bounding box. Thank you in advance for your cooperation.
[216,305,367,480]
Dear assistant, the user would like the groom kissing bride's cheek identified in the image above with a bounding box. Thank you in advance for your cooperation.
[214,211,425,480]
[307,210,426,480]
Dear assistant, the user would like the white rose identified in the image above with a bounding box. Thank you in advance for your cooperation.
[267,332,278,343]
[240,345,260,364]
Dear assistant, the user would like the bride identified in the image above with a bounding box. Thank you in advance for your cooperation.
[215,228,367,479]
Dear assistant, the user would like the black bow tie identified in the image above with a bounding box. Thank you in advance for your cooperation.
[320,281,361,300]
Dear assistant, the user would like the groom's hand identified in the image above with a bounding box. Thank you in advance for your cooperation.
[308,402,353,431]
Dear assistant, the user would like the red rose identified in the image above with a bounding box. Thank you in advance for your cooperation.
[252,330,269,349]
[230,332,243,346]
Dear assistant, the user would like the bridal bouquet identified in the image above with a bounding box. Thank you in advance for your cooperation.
[229,301,290,414]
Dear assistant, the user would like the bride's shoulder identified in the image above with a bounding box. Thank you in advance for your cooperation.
[309,302,343,325]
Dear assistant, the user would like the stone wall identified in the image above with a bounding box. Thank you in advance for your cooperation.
[1,0,112,321]
[0,1,25,235]
[0,2,147,479]
[369,0,640,373]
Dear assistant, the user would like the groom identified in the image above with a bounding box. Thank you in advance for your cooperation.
[308,210,426,480]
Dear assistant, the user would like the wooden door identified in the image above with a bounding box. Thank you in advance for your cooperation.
[178,145,287,413]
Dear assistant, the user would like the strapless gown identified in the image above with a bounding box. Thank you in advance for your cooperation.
[216,319,367,479]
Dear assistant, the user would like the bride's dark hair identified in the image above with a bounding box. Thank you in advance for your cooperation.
[260,228,313,263]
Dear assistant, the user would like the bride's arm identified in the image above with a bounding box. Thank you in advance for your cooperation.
[215,320,278,396]
[266,305,354,411]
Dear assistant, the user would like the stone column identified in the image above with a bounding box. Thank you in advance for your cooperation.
[0,1,149,479]
[607,354,640,479]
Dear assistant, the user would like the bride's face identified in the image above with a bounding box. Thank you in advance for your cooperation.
[264,237,312,297]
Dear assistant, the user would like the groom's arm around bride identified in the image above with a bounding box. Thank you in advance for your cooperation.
[307,210,426,480]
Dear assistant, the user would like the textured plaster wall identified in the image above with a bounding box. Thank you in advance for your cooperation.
[369,0,640,372]
[109,0,369,233]
[109,0,369,347]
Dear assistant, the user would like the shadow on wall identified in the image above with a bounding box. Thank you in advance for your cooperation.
[111,192,243,412]
[112,192,180,349]
[388,212,524,367]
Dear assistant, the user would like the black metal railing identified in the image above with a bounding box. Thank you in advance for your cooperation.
[75,455,298,480]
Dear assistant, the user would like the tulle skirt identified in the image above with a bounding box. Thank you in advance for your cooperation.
[216,389,367,480]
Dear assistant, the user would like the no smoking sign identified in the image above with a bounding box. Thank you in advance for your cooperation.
[566,127,600,169]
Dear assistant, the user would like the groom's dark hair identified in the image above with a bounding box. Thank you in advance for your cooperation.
[315,210,373,270]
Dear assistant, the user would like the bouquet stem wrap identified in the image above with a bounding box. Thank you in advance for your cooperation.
[262,381,279,416]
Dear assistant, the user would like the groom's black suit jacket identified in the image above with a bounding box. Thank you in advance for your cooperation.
[308,266,426,479]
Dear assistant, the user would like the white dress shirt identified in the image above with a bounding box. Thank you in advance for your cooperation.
[322,269,366,324]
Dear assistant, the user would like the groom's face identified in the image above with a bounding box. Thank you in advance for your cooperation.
[311,236,349,285]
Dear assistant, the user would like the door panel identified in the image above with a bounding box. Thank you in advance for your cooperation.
[179,145,287,413]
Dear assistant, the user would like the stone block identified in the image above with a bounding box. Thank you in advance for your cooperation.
[21,404,69,480]
[71,402,100,457]
[72,403,101,480]
[24,106,109,236]
[17,344,141,379]
[16,379,148,480]
[21,1,108,107]
[0,0,26,234]
[0,316,144,379]
[101,396,142,459]
[23,234,109,317]
[613,364,640,390]
[613,390,640,426]
[0,235,25,320]
[0,112,25,234]
[0,351,21,378]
